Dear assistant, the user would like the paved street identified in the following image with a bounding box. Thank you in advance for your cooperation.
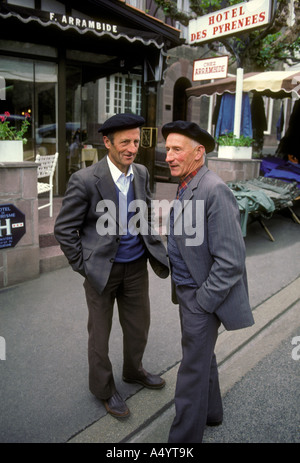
[0,195,299,444]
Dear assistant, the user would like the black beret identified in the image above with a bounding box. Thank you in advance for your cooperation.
[162,120,215,153]
[98,113,145,135]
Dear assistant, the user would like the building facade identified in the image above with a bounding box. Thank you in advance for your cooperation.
[0,0,181,193]
[1,0,296,194]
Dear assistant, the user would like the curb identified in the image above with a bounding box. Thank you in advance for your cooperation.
[68,276,300,443]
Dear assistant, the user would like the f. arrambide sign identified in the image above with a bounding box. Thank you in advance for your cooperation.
[189,0,271,45]
[49,12,118,33]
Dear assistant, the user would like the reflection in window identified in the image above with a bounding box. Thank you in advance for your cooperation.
[0,55,57,160]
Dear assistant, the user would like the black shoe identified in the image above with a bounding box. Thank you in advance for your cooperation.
[206,420,223,427]
[123,371,165,389]
[103,391,130,418]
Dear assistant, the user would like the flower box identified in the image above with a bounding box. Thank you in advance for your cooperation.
[218,145,252,159]
[0,140,23,162]
[0,111,30,161]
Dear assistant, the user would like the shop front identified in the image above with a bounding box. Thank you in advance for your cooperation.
[0,0,181,194]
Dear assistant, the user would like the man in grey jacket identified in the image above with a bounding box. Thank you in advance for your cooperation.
[162,121,254,443]
[55,114,169,418]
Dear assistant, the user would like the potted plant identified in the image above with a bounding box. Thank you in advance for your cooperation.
[0,111,31,162]
[216,132,253,159]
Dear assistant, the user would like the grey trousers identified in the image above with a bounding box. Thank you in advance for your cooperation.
[168,285,223,443]
[84,255,150,400]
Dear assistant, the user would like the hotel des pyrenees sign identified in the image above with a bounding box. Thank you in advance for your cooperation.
[189,0,272,45]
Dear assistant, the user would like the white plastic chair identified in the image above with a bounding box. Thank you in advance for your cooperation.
[36,152,59,217]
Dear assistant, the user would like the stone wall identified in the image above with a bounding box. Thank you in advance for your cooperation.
[207,157,262,183]
[0,162,39,288]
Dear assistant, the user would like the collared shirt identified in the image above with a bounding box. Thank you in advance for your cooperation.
[168,168,200,288]
[106,156,145,262]
[107,155,134,195]
[177,168,200,199]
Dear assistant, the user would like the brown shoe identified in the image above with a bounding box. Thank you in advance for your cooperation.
[103,391,130,418]
[123,371,165,389]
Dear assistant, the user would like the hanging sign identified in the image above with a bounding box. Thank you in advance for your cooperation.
[141,127,157,148]
[193,56,228,81]
[189,0,272,45]
[0,204,26,249]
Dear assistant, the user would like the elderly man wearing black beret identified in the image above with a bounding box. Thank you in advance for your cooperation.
[55,113,169,418]
[162,121,254,443]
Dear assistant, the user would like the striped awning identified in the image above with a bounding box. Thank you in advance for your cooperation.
[186,70,300,99]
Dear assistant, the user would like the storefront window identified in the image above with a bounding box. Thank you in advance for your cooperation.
[106,74,142,116]
[66,65,101,175]
[66,65,83,174]
[0,55,58,160]
[35,61,58,158]
[66,68,142,176]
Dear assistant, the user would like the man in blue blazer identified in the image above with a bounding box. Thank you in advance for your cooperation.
[55,114,169,418]
[162,121,254,443]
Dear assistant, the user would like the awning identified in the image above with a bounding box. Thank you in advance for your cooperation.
[186,71,300,99]
[0,3,181,51]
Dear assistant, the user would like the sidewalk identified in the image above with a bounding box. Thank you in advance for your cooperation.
[69,281,300,444]
[0,185,299,443]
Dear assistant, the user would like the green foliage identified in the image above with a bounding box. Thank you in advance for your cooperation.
[153,0,300,70]
[216,132,254,147]
[0,112,30,144]
[255,33,300,69]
